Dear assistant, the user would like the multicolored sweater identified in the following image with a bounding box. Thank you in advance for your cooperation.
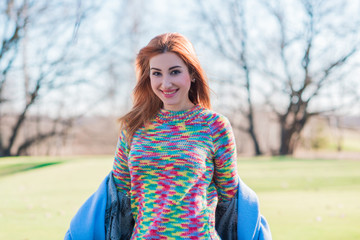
[112,105,239,239]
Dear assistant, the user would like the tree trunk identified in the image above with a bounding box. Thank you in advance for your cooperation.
[278,111,309,155]
[248,113,262,155]
[2,148,11,157]
[250,129,262,155]
[279,126,295,155]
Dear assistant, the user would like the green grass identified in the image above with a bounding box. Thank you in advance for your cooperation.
[0,155,359,239]
[238,157,360,240]
[0,157,63,177]
[0,156,114,240]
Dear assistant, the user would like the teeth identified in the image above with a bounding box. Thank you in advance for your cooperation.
[163,90,177,95]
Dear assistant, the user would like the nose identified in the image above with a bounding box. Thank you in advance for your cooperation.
[161,75,173,89]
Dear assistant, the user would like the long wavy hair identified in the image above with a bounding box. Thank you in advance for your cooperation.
[119,33,211,142]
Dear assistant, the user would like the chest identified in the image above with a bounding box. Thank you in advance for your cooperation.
[128,122,214,175]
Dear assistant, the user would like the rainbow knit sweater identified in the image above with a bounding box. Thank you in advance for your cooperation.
[112,105,239,239]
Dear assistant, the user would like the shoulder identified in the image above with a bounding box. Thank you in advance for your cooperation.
[118,127,128,141]
[199,108,230,124]
[198,108,232,133]
[117,127,130,150]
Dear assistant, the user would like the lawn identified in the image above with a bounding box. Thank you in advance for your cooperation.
[0,155,359,239]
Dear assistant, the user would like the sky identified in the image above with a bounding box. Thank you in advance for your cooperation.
[2,0,360,118]
[86,0,360,116]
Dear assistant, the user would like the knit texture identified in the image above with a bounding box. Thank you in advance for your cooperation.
[113,105,239,239]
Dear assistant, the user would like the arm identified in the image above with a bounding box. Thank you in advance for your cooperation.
[112,129,131,194]
[210,115,272,239]
[210,115,239,201]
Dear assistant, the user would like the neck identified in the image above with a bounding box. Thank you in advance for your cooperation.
[163,102,195,112]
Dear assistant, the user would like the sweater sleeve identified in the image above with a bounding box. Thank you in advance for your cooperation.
[210,114,239,202]
[112,129,131,194]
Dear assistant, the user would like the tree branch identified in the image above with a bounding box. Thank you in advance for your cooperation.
[196,0,239,63]
[308,46,358,100]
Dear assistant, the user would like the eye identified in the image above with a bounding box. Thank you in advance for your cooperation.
[152,71,162,77]
[170,70,181,75]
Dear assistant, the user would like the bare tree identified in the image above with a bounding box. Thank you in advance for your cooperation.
[195,0,359,156]
[101,0,147,115]
[197,0,263,155]
[0,0,151,157]
[258,0,360,155]
[1,0,29,156]
[0,0,99,156]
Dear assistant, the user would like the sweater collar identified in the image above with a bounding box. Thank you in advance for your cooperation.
[156,104,202,123]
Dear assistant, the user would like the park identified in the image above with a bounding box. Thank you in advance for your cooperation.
[1,0,360,239]
[1,155,359,239]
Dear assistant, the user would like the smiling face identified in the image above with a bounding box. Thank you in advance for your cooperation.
[149,52,194,111]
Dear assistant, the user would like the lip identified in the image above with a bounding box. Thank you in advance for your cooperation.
[161,89,179,98]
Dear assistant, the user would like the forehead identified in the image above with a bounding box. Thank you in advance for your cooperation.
[149,52,186,69]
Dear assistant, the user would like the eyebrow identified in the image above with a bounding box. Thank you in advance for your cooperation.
[150,66,182,71]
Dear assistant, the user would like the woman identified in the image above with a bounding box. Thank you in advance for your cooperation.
[113,32,239,239]
[65,33,271,240]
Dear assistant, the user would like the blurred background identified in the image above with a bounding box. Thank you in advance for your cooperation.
[1,0,360,239]
[1,0,359,158]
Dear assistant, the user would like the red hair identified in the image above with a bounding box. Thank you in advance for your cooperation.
[119,33,211,142]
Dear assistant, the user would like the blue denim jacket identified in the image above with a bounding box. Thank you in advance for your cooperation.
[65,172,271,240]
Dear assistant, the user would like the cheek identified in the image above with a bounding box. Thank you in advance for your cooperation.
[150,77,157,92]
[183,76,192,90]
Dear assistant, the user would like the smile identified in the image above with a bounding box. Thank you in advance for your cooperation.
[161,89,179,97]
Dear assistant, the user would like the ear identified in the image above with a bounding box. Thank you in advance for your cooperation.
[190,73,196,83]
